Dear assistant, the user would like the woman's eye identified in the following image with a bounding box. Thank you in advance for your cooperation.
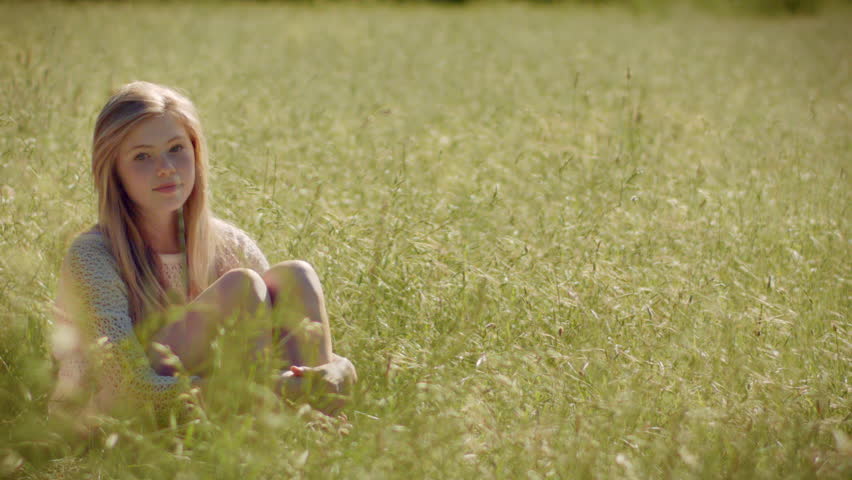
[134,152,149,161]
[169,144,184,153]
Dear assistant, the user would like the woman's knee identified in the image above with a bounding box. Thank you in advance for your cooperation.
[217,268,270,312]
[268,260,317,282]
[264,260,321,297]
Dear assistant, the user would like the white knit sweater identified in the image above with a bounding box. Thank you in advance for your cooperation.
[51,219,269,415]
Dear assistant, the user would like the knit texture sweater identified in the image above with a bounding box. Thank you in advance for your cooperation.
[51,219,269,416]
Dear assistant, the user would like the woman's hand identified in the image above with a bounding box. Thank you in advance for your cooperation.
[278,354,357,415]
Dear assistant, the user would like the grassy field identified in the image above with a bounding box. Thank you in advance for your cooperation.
[1,1,850,478]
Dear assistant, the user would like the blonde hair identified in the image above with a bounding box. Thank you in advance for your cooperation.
[92,81,216,322]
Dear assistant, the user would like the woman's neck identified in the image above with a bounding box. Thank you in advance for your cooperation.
[137,210,181,254]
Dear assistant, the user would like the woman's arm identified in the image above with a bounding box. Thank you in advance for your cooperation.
[60,233,186,414]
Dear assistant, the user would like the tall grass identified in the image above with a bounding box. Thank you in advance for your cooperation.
[0,1,850,478]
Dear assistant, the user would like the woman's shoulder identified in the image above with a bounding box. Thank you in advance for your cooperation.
[212,218,258,248]
[60,226,122,287]
[65,226,112,261]
[211,218,269,274]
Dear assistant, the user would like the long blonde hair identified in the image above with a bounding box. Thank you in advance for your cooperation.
[92,81,216,323]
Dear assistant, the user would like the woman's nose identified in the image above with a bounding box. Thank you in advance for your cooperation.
[156,154,176,176]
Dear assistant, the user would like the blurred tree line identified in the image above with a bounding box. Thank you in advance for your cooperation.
[43,0,839,14]
[415,0,827,14]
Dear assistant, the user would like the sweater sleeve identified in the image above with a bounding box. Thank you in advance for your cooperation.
[60,233,183,413]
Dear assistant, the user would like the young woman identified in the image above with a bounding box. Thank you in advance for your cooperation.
[51,81,356,419]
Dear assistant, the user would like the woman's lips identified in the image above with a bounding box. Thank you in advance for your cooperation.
[153,183,179,193]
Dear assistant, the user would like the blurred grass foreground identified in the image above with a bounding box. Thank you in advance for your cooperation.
[1,0,851,479]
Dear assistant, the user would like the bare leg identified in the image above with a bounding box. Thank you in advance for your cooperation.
[146,261,351,413]
[263,261,354,413]
[262,260,333,368]
[148,268,270,375]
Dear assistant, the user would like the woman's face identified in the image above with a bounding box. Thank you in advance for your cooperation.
[116,113,196,220]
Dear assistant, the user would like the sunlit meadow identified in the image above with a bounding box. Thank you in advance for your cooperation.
[0,1,850,478]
